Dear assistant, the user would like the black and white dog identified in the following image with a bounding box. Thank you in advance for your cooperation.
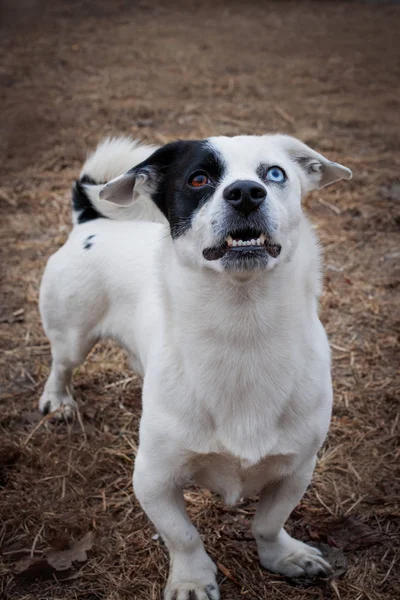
[39,135,352,600]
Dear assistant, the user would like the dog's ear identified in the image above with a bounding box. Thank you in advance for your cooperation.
[99,166,153,207]
[275,135,352,192]
[99,142,185,210]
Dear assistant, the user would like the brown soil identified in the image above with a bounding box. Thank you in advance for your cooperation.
[0,1,399,599]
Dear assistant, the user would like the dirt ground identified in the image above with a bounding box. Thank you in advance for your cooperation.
[0,1,399,599]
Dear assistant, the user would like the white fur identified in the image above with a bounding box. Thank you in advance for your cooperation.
[40,135,351,599]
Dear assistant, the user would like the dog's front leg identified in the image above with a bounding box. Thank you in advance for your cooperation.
[133,451,219,600]
[252,457,332,579]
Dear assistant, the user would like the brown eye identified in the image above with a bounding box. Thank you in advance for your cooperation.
[189,172,210,187]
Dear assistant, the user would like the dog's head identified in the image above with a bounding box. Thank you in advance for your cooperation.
[100,135,351,275]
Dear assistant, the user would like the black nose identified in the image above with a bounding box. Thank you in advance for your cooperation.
[223,180,266,216]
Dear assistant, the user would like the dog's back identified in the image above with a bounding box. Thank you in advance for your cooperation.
[39,138,170,417]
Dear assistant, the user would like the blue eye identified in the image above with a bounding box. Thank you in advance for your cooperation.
[266,166,286,183]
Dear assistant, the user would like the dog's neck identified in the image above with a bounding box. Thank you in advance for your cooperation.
[159,218,321,342]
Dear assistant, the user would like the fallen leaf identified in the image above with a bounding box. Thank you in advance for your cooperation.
[307,516,383,551]
[14,532,95,581]
[47,531,95,570]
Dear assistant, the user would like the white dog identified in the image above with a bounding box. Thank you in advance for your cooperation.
[39,134,351,600]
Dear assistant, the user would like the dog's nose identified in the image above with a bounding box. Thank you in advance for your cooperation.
[223,180,266,216]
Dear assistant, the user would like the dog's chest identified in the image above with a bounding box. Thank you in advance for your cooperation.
[184,328,306,462]
[164,291,330,493]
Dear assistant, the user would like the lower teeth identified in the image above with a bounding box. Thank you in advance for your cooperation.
[230,241,262,247]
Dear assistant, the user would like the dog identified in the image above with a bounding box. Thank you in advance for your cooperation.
[39,134,352,600]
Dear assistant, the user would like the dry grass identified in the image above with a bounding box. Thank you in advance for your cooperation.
[0,1,399,599]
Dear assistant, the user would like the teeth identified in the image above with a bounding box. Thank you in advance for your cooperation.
[226,234,267,248]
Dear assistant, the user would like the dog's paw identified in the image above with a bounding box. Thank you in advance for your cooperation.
[272,543,331,578]
[39,390,75,419]
[259,534,332,579]
[165,545,219,600]
[164,581,220,600]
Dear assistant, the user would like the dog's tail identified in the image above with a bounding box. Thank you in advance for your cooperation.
[72,137,165,225]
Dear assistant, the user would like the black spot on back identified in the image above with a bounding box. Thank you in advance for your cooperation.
[83,234,96,250]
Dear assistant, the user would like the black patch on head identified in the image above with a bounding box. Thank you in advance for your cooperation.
[72,174,108,224]
[130,140,226,238]
[83,234,96,250]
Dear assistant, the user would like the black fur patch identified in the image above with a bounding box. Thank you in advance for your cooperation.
[83,234,96,250]
[129,141,226,238]
[72,174,107,224]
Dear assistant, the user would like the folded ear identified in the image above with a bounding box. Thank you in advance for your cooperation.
[99,167,152,207]
[275,135,352,192]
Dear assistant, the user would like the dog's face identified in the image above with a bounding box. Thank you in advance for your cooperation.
[100,135,351,275]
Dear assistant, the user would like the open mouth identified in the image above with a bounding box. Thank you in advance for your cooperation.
[203,229,281,262]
